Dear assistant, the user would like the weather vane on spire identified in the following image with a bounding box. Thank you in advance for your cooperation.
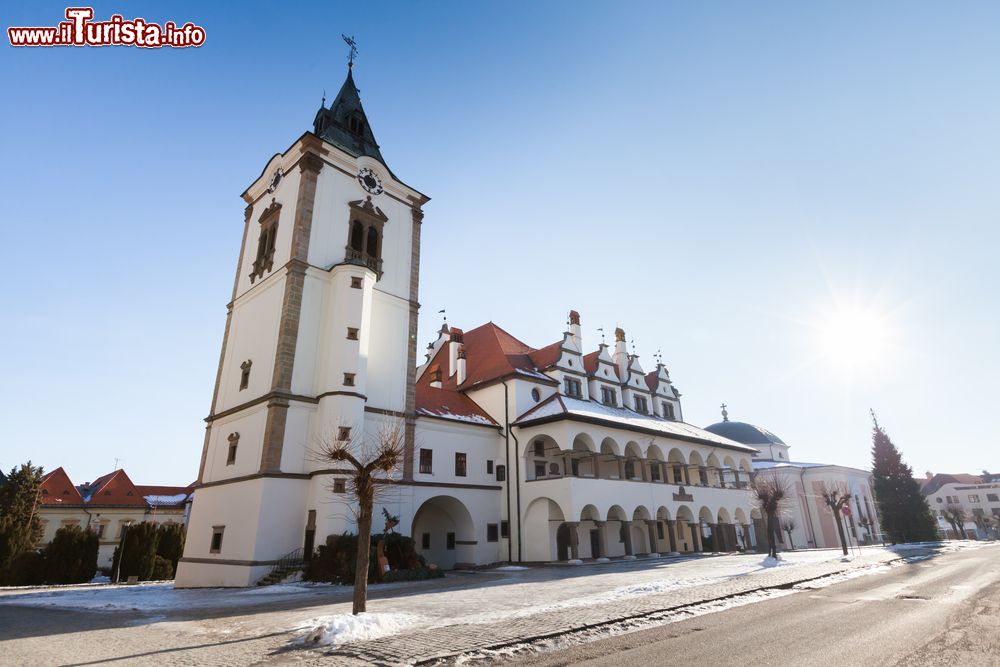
[342,34,358,68]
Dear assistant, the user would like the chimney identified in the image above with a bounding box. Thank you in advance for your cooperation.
[613,327,628,380]
[925,471,933,480]
[456,345,467,385]
[448,328,464,378]
[429,364,442,389]
[568,310,581,350]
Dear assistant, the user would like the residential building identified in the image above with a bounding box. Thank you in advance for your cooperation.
[921,471,1000,539]
[37,467,193,568]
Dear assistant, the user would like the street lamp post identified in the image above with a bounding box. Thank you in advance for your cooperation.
[113,520,133,584]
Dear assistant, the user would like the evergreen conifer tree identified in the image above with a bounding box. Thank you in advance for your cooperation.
[870,413,937,543]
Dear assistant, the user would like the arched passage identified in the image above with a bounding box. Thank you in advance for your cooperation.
[523,497,566,562]
[412,495,476,570]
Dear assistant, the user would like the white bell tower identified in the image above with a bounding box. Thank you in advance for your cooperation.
[176,62,429,587]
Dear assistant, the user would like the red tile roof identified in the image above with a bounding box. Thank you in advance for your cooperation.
[39,467,85,506]
[645,370,659,391]
[83,469,147,507]
[419,322,558,391]
[528,341,562,370]
[415,384,498,427]
[583,351,600,375]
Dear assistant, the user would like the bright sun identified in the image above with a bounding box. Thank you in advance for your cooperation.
[817,305,894,370]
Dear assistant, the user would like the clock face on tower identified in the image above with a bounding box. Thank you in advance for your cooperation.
[357,167,383,195]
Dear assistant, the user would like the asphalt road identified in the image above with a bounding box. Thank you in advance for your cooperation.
[513,545,1000,667]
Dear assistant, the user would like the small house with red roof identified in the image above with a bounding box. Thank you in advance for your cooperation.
[37,467,193,568]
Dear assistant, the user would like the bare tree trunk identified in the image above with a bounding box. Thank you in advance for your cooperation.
[766,512,778,558]
[834,512,848,556]
[353,502,373,615]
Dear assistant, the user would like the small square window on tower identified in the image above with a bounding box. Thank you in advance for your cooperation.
[343,373,356,387]
[337,426,351,441]
[210,526,225,554]
[350,276,363,289]
[333,479,346,494]
[346,327,359,340]
[240,360,252,390]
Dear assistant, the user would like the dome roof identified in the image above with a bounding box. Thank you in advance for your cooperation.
[703,421,785,446]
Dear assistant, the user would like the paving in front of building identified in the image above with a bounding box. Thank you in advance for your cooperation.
[5,544,985,666]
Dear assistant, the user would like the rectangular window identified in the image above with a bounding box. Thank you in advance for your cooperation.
[993,508,1000,518]
[343,373,356,387]
[338,426,351,441]
[651,465,661,481]
[226,440,238,465]
[346,327,359,340]
[564,378,582,398]
[486,460,494,474]
[210,526,225,554]
[625,460,636,479]
[634,396,648,413]
[571,458,580,476]
[663,403,675,420]
[419,448,433,474]
[350,276,363,289]
[96,523,106,538]
[446,532,456,550]
[333,479,346,493]
[987,494,999,503]
[534,462,546,478]
[455,452,467,477]
[496,465,506,482]
[500,520,509,538]
[421,532,430,549]
[657,522,664,540]
[969,494,981,503]
[240,360,252,391]
[533,440,546,457]
[600,386,617,406]
[487,524,499,542]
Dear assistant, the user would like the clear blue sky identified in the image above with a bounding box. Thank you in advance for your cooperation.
[2,2,997,486]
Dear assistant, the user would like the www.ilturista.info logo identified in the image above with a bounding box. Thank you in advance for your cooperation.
[8,7,205,48]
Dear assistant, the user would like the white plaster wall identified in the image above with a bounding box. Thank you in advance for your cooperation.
[202,409,267,482]
[234,167,302,301]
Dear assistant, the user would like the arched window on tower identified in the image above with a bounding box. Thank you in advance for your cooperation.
[366,226,379,258]
[348,114,365,136]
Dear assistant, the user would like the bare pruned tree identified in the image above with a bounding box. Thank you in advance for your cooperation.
[819,484,851,556]
[751,473,790,558]
[781,518,797,550]
[940,505,967,540]
[315,419,406,615]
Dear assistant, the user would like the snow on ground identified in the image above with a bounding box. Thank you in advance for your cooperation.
[492,566,529,571]
[293,612,418,647]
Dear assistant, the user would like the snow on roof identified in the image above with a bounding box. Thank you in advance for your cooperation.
[143,493,190,507]
[415,384,499,427]
[515,395,758,453]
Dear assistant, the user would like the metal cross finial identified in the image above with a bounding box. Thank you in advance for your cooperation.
[597,327,605,344]
[438,308,446,323]
[342,34,358,67]
[321,89,326,106]
[721,403,728,422]
[870,408,880,429]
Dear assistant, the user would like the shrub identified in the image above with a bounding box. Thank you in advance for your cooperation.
[111,521,160,582]
[155,523,185,574]
[7,550,45,586]
[304,533,428,584]
[44,525,98,584]
[150,555,174,581]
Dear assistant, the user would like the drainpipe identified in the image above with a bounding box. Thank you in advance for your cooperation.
[501,380,513,563]
[501,379,522,562]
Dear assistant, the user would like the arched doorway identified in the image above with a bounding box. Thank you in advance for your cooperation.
[411,495,475,570]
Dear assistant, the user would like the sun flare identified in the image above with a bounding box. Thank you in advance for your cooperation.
[817,304,894,370]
